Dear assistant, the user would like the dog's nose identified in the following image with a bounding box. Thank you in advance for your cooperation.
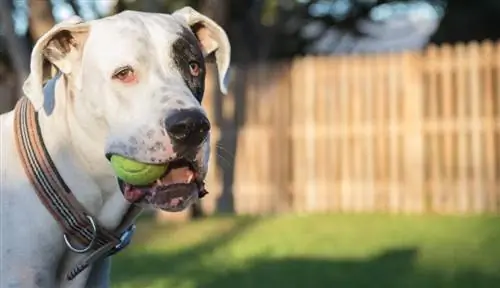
[164,109,210,146]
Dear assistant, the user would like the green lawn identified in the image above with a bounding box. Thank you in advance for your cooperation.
[111,213,500,288]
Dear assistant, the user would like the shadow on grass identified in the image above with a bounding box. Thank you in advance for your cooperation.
[201,249,500,288]
[111,216,258,285]
[111,221,500,288]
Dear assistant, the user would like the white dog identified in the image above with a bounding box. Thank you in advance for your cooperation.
[0,7,230,287]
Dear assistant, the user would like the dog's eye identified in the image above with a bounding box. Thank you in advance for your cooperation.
[113,67,136,84]
[189,61,200,77]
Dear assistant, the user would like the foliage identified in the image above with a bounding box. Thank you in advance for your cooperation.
[116,0,199,14]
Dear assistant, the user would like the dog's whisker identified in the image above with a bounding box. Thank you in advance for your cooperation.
[215,150,231,163]
[215,152,233,169]
[216,153,233,166]
[215,144,235,161]
[215,143,233,152]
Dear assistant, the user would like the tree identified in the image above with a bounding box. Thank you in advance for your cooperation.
[0,0,30,105]
[430,0,500,44]
[27,0,56,41]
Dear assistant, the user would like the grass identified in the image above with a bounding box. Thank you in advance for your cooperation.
[110,213,500,288]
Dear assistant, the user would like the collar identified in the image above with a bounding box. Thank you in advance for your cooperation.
[13,87,143,281]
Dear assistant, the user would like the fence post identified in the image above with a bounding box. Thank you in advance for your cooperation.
[402,52,425,213]
[272,61,294,213]
[290,57,316,212]
[482,41,499,213]
[303,57,318,212]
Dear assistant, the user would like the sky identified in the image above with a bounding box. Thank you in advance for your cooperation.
[12,0,115,35]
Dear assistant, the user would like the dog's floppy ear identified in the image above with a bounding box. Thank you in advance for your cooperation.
[173,6,231,95]
[23,17,90,111]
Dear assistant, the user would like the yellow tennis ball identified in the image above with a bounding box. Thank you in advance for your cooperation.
[110,155,168,186]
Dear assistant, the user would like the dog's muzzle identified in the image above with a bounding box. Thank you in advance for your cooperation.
[116,158,208,212]
[111,109,211,212]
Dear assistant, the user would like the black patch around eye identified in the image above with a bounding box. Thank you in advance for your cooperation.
[171,27,206,102]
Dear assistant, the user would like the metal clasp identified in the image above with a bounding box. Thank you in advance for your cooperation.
[63,215,98,254]
[109,224,136,256]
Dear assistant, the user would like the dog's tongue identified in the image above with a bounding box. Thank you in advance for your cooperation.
[124,186,145,203]
[162,167,194,185]
[123,167,194,203]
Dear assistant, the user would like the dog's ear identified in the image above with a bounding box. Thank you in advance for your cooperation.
[173,6,231,95]
[23,17,90,111]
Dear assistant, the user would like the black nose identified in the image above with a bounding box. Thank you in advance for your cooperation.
[164,109,210,146]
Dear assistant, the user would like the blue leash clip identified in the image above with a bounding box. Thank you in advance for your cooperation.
[109,224,136,256]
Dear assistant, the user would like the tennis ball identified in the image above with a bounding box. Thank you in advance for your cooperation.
[110,155,168,186]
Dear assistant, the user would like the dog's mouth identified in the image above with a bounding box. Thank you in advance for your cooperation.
[116,158,208,212]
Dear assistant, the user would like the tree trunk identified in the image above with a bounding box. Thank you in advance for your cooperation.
[199,0,228,26]
[111,0,127,15]
[28,0,56,41]
[0,62,18,113]
[141,0,161,13]
[68,0,83,18]
[0,0,30,97]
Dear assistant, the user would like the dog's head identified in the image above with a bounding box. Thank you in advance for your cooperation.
[23,7,230,212]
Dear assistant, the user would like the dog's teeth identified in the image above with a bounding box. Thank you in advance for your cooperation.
[156,179,162,186]
[187,174,193,183]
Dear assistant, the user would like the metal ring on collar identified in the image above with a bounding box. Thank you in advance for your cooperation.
[63,215,98,254]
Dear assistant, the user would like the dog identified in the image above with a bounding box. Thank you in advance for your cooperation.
[0,6,230,287]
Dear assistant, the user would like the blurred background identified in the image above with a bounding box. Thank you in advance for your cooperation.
[2,0,500,287]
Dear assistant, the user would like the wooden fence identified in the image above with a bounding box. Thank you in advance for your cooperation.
[1,41,498,217]
[182,41,500,218]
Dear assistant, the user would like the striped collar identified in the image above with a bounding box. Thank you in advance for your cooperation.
[13,96,142,281]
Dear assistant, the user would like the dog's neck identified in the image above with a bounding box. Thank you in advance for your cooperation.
[35,75,130,230]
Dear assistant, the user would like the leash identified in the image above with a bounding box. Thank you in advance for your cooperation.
[13,97,143,280]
